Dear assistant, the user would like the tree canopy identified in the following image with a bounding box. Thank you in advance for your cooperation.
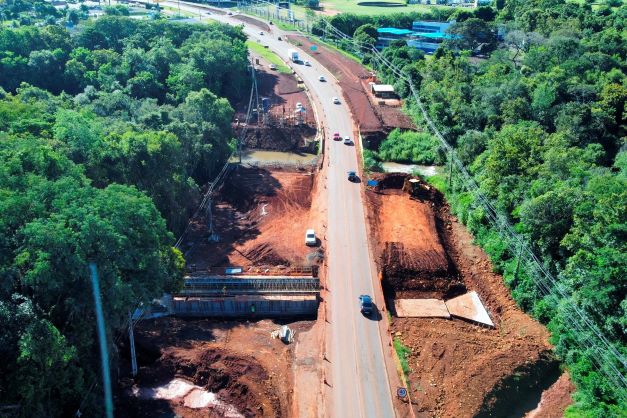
[0,14,248,416]
[332,0,626,414]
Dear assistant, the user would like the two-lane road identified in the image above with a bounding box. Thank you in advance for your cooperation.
[157,4,397,416]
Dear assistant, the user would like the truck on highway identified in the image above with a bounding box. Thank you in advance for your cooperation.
[288,49,299,62]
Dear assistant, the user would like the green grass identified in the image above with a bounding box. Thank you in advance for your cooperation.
[393,337,412,376]
[317,0,450,16]
[245,40,292,74]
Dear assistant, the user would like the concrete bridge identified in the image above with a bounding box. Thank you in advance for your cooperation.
[172,274,320,317]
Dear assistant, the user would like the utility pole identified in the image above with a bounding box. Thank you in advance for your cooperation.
[448,149,453,190]
[513,242,524,285]
[128,312,138,377]
[88,263,114,418]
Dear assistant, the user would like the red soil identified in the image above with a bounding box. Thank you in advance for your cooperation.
[117,318,315,418]
[184,167,324,270]
[364,174,555,417]
[288,35,414,134]
[525,372,576,418]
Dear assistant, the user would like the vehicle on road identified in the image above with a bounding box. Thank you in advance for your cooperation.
[227,11,233,15]
[332,97,340,104]
[348,171,358,182]
[359,295,374,316]
[305,229,316,246]
[278,36,282,41]
[343,136,351,145]
[259,31,264,35]
[269,64,277,70]
[333,132,341,141]
[319,75,326,82]
[304,61,311,66]
[288,49,300,62]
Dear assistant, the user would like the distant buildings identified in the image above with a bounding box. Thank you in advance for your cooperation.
[376,21,456,54]
[375,27,416,50]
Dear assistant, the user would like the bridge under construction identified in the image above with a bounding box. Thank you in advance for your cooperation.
[172,271,320,318]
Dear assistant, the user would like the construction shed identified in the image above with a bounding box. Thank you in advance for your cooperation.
[371,84,397,99]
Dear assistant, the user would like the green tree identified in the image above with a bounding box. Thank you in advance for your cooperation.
[353,24,378,52]
[446,18,497,53]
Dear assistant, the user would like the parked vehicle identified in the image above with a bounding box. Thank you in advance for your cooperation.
[319,75,326,82]
[304,61,311,66]
[332,97,340,104]
[343,136,351,145]
[333,132,341,141]
[259,31,264,35]
[269,64,277,70]
[359,295,373,315]
[305,229,316,246]
[348,171,358,182]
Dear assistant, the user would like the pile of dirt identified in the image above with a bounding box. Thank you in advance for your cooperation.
[366,174,461,298]
[367,172,557,417]
[123,348,280,418]
[240,125,317,152]
[381,242,461,296]
[392,318,554,418]
[117,318,315,418]
[370,172,409,190]
[185,167,321,269]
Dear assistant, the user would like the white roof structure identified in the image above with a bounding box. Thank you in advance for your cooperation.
[371,84,395,93]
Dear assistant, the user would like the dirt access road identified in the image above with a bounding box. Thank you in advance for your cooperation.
[160,3,400,417]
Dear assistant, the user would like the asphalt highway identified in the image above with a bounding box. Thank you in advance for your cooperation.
[157,4,396,416]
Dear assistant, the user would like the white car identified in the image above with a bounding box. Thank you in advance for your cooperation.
[304,61,311,66]
[259,31,264,35]
[332,97,340,104]
[269,64,277,70]
[305,229,316,246]
[343,136,351,145]
[296,102,303,109]
[318,75,326,82]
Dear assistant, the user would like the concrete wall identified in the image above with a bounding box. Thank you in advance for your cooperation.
[173,296,319,318]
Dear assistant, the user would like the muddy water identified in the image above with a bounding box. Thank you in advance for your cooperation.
[232,149,317,164]
[134,378,244,417]
[381,162,442,177]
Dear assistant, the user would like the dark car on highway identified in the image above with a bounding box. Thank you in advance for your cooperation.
[359,295,374,316]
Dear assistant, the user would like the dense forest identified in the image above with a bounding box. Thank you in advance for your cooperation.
[321,1,626,415]
[0,7,249,416]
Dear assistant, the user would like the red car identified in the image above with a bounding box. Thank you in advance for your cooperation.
[332,132,341,141]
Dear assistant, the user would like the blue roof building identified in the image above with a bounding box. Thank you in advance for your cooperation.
[375,21,457,54]
[376,27,416,50]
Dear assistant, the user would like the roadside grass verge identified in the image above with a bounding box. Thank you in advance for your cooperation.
[245,40,292,74]
[317,0,447,16]
[393,337,411,377]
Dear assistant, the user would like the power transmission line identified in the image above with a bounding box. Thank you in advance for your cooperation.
[318,18,627,399]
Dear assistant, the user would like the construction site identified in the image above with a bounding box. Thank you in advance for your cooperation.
[116,17,573,417]
[364,173,562,417]
[117,40,326,417]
